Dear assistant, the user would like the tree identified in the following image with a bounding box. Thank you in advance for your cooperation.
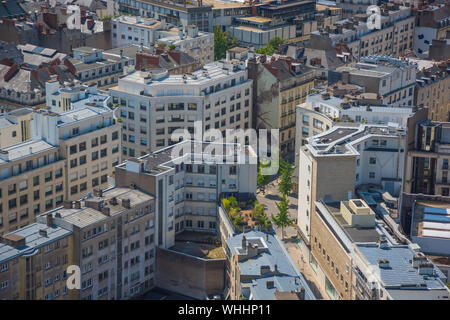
[272,195,292,239]
[255,37,285,56]
[257,161,271,194]
[214,25,240,61]
[228,196,238,209]
[222,198,231,212]
[168,44,176,50]
[278,157,295,197]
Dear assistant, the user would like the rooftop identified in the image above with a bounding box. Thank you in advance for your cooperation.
[40,187,155,228]
[0,222,72,263]
[225,230,315,300]
[0,139,56,164]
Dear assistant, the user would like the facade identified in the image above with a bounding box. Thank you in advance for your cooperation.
[298,123,406,244]
[65,45,139,88]
[313,199,450,300]
[413,4,450,58]
[114,140,257,246]
[112,15,163,48]
[248,54,315,157]
[110,60,252,158]
[32,82,121,201]
[403,120,450,197]
[224,230,315,300]
[0,140,65,235]
[309,4,415,60]
[155,25,214,65]
[36,187,156,300]
[0,220,74,300]
[0,109,34,148]
[111,0,213,32]
[329,55,417,107]
[413,60,450,122]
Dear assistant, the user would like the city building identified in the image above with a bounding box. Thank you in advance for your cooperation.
[31,81,121,201]
[0,40,23,66]
[0,61,76,108]
[313,198,450,300]
[111,15,164,48]
[135,47,201,75]
[329,55,417,107]
[114,140,257,248]
[224,230,315,300]
[413,3,450,58]
[0,219,74,300]
[297,123,406,247]
[0,4,113,55]
[109,60,252,157]
[155,24,214,65]
[412,59,450,122]
[36,187,156,300]
[0,139,66,235]
[0,108,34,148]
[248,54,315,157]
[65,45,140,88]
[403,120,450,197]
[110,0,214,32]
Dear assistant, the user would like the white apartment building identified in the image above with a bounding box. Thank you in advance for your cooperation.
[112,15,164,48]
[109,60,252,158]
[115,140,257,248]
[297,124,406,244]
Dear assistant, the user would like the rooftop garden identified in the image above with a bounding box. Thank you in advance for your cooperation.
[221,196,272,232]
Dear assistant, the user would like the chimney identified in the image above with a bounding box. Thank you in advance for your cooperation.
[120,49,123,58]
[260,265,271,275]
[412,256,428,268]
[109,197,118,205]
[46,213,54,226]
[377,259,390,269]
[122,198,131,209]
[377,235,388,249]
[93,189,103,197]
[418,263,434,276]
[101,206,111,216]
[274,264,278,273]
[73,201,81,209]
[242,235,247,249]
[342,70,350,85]
[39,229,48,237]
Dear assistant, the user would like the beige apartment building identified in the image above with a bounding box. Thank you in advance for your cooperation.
[0,219,75,300]
[34,83,122,201]
[36,187,156,300]
[0,140,65,236]
[248,55,315,157]
[0,108,34,149]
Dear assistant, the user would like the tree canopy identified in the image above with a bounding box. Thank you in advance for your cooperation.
[272,195,292,239]
[214,25,240,61]
[255,37,285,56]
[278,157,295,197]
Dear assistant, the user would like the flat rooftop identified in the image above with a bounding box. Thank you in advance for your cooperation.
[0,140,56,164]
[42,187,154,228]
[412,201,450,240]
[0,223,72,263]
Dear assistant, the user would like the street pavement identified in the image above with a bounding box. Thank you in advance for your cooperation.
[256,179,328,300]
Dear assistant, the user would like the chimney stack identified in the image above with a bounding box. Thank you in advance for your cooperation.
[242,235,247,249]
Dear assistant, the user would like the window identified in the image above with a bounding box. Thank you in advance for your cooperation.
[369,157,376,164]
[92,151,99,161]
[369,172,376,179]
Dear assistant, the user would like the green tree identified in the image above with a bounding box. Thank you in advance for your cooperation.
[214,25,240,61]
[228,196,238,209]
[257,160,271,195]
[255,37,285,55]
[272,195,292,239]
[168,44,176,50]
[278,157,295,197]
[222,198,231,212]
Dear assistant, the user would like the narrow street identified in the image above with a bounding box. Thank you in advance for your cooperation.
[256,179,329,300]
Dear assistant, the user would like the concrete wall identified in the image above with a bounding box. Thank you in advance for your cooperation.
[155,247,225,299]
